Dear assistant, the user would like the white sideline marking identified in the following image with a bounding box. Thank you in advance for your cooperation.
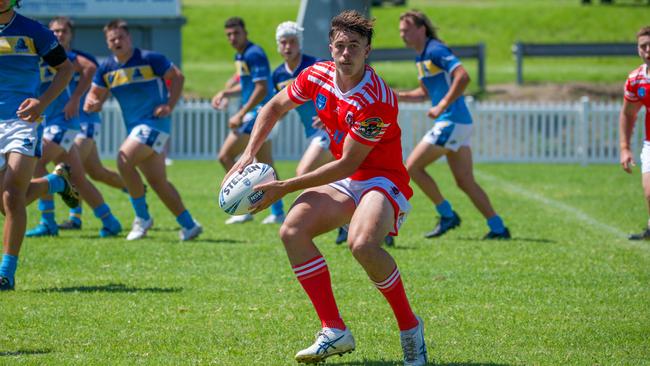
[474,170,627,239]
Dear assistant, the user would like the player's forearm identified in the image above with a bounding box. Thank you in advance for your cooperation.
[244,101,282,157]
[221,83,242,98]
[440,71,469,108]
[239,83,268,115]
[397,88,427,102]
[40,61,74,108]
[283,158,357,193]
[70,65,95,100]
[619,113,637,150]
[167,73,184,109]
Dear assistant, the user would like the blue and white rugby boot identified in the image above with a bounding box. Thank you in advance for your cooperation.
[295,327,355,363]
[400,315,428,366]
[180,220,203,241]
[424,211,461,239]
[126,217,153,241]
[26,222,58,237]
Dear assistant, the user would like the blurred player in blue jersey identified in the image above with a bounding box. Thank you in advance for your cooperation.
[211,17,285,225]
[26,16,122,238]
[45,17,126,231]
[396,10,510,240]
[84,19,202,241]
[0,0,80,290]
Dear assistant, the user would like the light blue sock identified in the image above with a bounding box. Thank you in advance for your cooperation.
[435,200,454,218]
[93,203,116,227]
[176,210,196,230]
[69,205,82,225]
[271,200,284,216]
[38,199,56,228]
[129,195,150,220]
[45,174,64,195]
[487,215,505,234]
[0,254,18,285]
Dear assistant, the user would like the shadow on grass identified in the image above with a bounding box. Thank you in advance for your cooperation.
[330,361,512,366]
[191,238,246,244]
[34,283,182,293]
[0,349,51,357]
[454,236,555,244]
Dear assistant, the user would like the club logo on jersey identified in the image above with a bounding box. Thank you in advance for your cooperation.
[316,93,327,110]
[639,87,646,98]
[14,38,28,53]
[345,111,354,126]
[355,117,384,139]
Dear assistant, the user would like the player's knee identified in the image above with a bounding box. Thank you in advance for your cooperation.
[406,162,423,177]
[2,187,24,214]
[279,221,305,245]
[455,176,474,192]
[348,234,376,262]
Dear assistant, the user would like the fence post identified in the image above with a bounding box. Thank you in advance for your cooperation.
[513,41,524,85]
[579,96,590,166]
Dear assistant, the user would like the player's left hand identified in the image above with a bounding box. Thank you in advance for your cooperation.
[228,112,243,129]
[427,104,445,119]
[249,180,288,214]
[16,98,44,122]
[154,104,172,118]
[64,97,80,120]
[312,116,324,129]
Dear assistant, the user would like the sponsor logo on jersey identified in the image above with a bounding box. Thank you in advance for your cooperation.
[356,117,384,139]
[316,93,327,110]
[22,137,34,149]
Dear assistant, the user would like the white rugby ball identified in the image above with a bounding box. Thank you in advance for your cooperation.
[219,163,276,215]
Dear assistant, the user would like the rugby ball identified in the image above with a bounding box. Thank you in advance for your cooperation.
[219,163,276,215]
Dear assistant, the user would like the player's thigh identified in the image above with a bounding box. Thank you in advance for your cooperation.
[40,138,65,166]
[3,152,38,195]
[137,151,168,184]
[219,131,248,158]
[406,140,448,170]
[446,146,476,183]
[348,190,395,245]
[74,138,95,163]
[284,185,356,238]
[298,144,332,174]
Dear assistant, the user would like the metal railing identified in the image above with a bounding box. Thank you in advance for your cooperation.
[97,98,645,165]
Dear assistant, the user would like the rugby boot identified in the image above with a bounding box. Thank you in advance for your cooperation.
[424,211,461,238]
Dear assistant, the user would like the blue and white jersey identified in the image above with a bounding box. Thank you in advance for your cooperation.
[72,49,101,124]
[416,38,472,124]
[39,50,81,129]
[236,42,273,109]
[272,54,321,138]
[93,48,172,133]
[0,12,59,120]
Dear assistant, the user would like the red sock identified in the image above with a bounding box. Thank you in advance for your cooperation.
[293,256,346,330]
[374,266,418,331]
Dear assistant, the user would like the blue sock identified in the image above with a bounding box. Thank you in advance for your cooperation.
[45,174,64,195]
[69,205,82,225]
[487,215,505,234]
[0,254,18,285]
[38,199,56,228]
[93,203,117,228]
[176,210,196,230]
[436,200,454,218]
[271,199,284,216]
[129,195,150,220]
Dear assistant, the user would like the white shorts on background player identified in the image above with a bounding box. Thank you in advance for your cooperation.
[0,118,41,170]
[422,120,472,152]
[329,176,411,236]
[43,125,78,152]
[76,122,101,140]
[641,142,650,174]
[308,129,330,150]
[128,124,169,154]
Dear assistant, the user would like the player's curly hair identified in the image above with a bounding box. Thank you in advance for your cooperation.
[399,10,440,41]
[329,10,374,46]
[637,26,650,39]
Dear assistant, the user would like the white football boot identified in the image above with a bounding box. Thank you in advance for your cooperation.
[179,220,203,241]
[225,213,253,225]
[294,327,355,363]
[400,315,428,366]
[126,217,153,241]
[261,213,285,224]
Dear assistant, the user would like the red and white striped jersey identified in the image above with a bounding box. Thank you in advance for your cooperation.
[287,61,412,198]
[624,64,650,141]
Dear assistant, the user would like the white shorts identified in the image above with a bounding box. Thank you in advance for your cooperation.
[329,176,411,236]
[43,125,79,152]
[422,121,472,151]
[76,122,101,140]
[309,129,330,150]
[0,118,42,170]
[641,142,650,174]
[128,124,169,154]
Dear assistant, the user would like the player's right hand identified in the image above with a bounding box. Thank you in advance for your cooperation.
[211,92,228,110]
[222,152,254,186]
[16,98,44,122]
[620,148,635,174]
[83,97,102,113]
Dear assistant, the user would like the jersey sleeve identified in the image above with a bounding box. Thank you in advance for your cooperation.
[92,62,108,89]
[33,23,59,58]
[146,52,173,77]
[348,103,397,146]
[246,50,271,82]
[286,66,314,104]
[624,77,640,102]
[428,44,461,74]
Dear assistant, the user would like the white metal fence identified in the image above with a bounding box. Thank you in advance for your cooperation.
[97,98,645,164]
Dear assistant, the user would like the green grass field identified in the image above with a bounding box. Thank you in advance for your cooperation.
[2,160,650,365]
[181,0,649,98]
